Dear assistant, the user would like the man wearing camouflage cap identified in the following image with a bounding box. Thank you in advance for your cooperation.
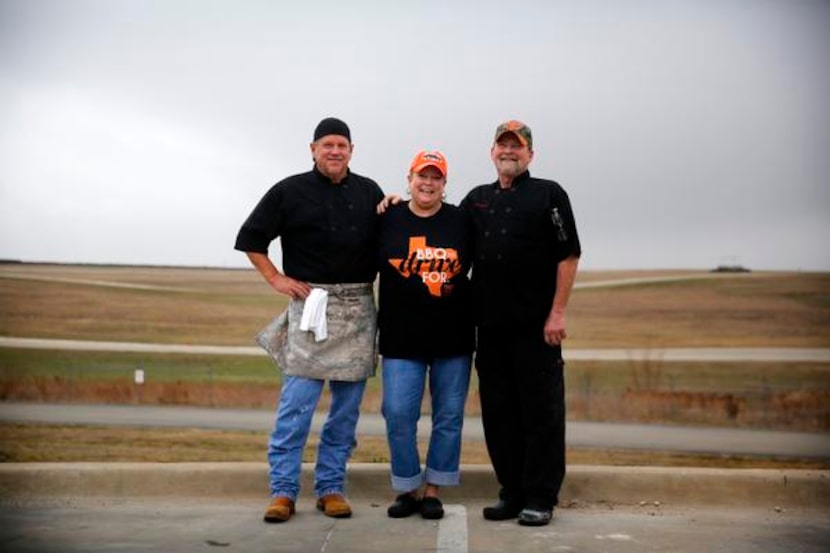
[461,120,581,526]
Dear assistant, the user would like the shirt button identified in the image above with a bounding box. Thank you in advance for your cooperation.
[484,231,491,238]
[500,228,507,235]
[505,207,512,213]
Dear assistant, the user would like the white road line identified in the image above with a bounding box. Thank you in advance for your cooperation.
[572,272,756,289]
[437,505,468,553]
[0,272,196,292]
[0,337,264,356]
[2,336,828,362]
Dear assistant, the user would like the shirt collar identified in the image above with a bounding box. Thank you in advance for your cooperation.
[313,164,351,185]
[492,170,531,190]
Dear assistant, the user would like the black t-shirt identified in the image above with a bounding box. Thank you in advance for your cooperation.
[377,203,475,358]
[460,171,581,329]
[235,166,385,283]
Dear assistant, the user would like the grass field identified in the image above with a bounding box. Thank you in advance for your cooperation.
[1,263,829,464]
[1,423,826,469]
[2,264,829,348]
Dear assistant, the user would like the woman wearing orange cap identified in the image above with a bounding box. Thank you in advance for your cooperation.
[377,150,475,520]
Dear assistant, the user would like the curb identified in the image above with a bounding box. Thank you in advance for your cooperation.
[1,463,827,508]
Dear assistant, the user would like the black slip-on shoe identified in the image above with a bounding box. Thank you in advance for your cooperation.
[387,493,420,518]
[420,497,444,520]
[483,499,523,521]
[517,507,553,526]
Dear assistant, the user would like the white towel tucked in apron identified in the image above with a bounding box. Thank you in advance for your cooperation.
[299,287,328,341]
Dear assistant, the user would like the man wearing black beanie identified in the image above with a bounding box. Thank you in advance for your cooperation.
[235,117,385,523]
[313,117,351,142]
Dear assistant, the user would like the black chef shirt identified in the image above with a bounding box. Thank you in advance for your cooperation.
[460,171,581,329]
[235,166,385,283]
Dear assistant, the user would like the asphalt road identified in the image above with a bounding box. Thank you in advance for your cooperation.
[2,402,829,459]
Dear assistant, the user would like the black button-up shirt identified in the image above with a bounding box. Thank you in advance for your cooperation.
[461,171,581,328]
[235,166,384,283]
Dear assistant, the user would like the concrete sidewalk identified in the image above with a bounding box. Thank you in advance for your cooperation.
[2,497,828,553]
[2,462,828,508]
[1,463,828,553]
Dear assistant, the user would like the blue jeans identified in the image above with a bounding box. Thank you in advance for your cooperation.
[267,375,366,501]
[381,355,472,492]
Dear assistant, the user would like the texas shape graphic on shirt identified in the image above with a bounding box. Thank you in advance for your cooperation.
[388,236,462,297]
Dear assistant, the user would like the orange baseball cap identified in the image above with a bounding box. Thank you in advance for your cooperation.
[409,150,448,177]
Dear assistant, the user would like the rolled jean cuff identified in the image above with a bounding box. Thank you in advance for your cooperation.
[271,491,298,502]
[425,467,460,487]
[391,472,424,492]
[316,488,346,499]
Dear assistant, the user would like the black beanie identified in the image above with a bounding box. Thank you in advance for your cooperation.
[313,117,351,142]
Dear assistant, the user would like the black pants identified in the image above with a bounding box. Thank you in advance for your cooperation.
[475,325,566,510]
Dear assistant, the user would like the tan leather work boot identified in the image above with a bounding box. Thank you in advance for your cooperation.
[263,496,295,523]
[316,494,352,518]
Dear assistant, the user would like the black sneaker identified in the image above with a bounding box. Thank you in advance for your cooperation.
[387,493,420,518]
[518,507,553,526]
[420,497,444,520]
[483,499,523,521]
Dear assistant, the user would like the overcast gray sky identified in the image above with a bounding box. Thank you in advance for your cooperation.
[1,0,828,271]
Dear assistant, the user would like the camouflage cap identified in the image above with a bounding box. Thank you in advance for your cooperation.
[494,120,533,149]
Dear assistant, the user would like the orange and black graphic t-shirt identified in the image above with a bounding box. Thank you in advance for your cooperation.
[387,235,463,298]
[377,203,475,359]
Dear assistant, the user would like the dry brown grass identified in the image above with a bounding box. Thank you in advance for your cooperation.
[1,284,211,345]
[2,423,826,469]
[3,370,828,431]
[2,264,829,348]
[567,272,830,348]
[0,265,288,345]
